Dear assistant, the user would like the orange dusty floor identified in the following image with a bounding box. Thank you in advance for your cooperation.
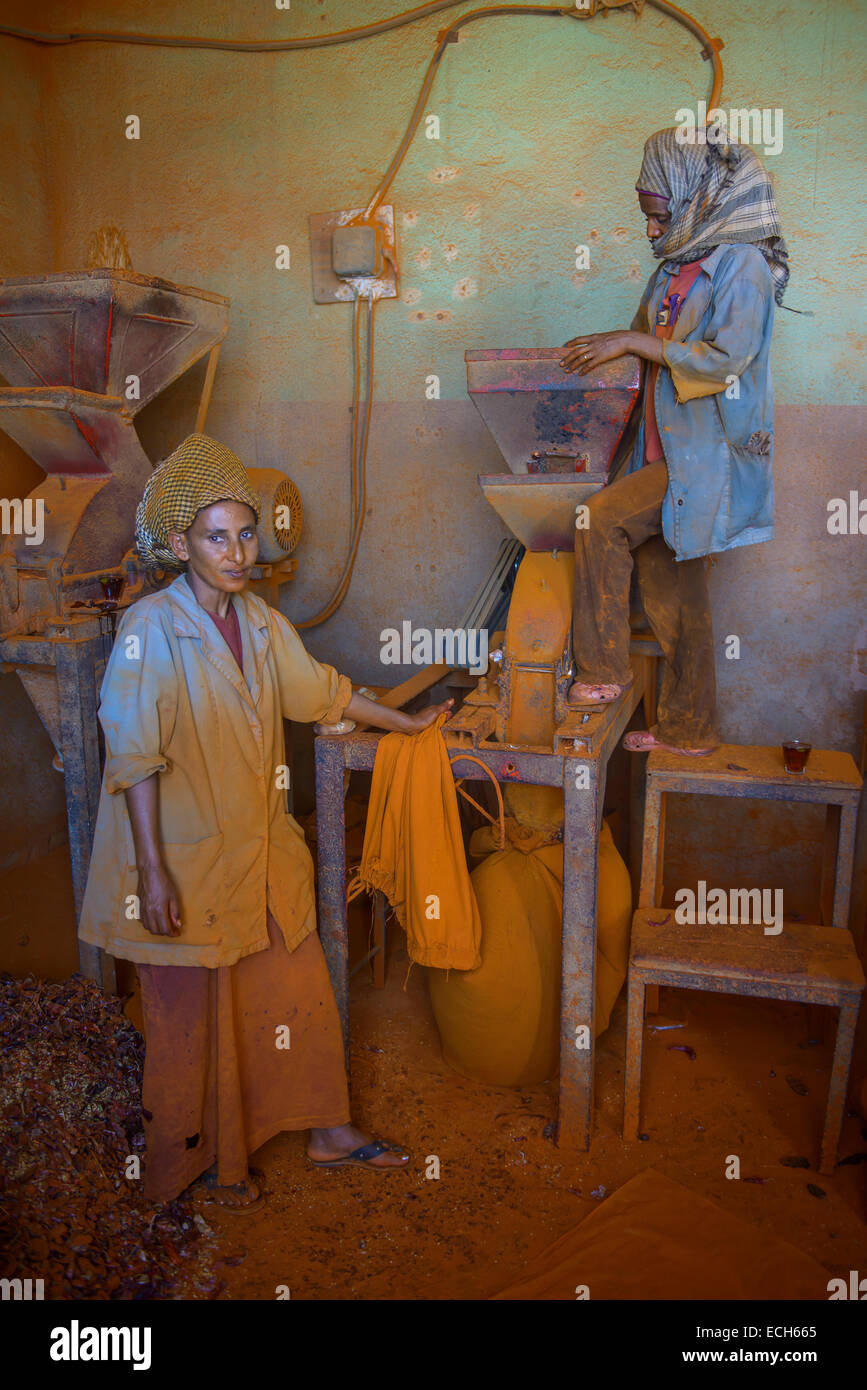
[195,951,867,1300]
[2,846,867,1300]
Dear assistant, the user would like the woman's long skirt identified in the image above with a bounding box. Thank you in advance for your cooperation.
[136,914,351,1203]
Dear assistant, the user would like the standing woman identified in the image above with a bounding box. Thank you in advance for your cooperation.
[560,125,789,754]
[79,434,451,1209]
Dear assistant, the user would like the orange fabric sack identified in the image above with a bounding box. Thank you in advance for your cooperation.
[429,829,563,1087]
[349,713,482,971]
[428,817,631,1087]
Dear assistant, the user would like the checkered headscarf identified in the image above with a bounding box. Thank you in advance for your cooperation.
[637,127,790,304]
[135,434,260,571]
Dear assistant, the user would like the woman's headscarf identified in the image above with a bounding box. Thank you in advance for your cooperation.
[135,433,260,571]
[636,126,790,304]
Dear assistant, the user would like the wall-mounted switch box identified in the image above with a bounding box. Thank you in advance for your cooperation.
[309,206,398,303]
[332,223,380,278]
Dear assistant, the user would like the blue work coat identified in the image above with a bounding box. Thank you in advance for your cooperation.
[614,242,776,561]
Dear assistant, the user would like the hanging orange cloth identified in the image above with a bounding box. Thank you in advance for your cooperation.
[347,713,482,971]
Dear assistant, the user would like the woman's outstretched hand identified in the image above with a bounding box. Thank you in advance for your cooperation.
[560,330,633,374]
[402,698,454,733]
[344,691,454,734]
[561,329,663,374]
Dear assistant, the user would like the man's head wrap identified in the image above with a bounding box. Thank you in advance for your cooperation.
[135,434,261,571]
[636,126,790,304]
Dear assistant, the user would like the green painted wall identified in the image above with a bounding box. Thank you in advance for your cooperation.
[11,0,864,404]
[0,2,864,929]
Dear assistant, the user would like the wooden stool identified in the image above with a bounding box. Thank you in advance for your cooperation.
[624,908,865,1172]
[638,742,862,1016]
[638,744,862,925]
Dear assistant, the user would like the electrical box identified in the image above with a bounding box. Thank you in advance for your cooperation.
[308,206,398,303]
[332,224,381,278]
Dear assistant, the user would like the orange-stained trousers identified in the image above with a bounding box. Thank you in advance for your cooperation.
[572,260,718,750]
[572,459,719,750]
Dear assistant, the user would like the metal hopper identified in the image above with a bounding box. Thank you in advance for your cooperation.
[0,270,228,585]
[466,348,640,550]
[0,269,228,413]
[0,269,229,985]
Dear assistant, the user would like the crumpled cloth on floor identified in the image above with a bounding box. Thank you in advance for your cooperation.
[348,712,482,971]
[491,1168,832,1300]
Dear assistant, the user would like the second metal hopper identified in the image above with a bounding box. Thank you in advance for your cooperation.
[467,348,641,552]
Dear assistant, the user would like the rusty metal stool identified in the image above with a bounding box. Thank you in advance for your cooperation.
[623,742,865,1172]
[623,908,864,1172]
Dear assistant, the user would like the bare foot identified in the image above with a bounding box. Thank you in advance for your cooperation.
[308,1123,410,1169]
[622,731,714,756]
[567,679,631,706]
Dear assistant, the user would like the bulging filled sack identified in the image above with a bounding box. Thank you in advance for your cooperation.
[427,819,631,1087]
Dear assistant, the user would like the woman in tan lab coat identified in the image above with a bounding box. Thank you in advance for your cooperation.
[79,434,451,1208]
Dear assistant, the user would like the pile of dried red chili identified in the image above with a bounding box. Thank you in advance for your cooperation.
[0,971,225,1299]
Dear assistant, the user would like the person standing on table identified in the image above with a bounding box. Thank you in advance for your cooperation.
[79,434,452,1210]
[560,124,789,755]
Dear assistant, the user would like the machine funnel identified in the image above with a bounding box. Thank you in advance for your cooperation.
[477,472,610,552]
[0,270,228,413]
[466,349,641,552]
[466,349,640,476]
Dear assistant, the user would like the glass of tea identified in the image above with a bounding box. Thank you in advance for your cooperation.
[100,576,124,602]
[782,739,811,773]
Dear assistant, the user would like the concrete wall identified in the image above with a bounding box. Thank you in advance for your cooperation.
[1,1,864,921]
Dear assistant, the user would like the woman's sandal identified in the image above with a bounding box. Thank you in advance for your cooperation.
[622,731,714,757]
[567,678,633,709]
[308,1140,411,1172]
[198,1164,266,1213]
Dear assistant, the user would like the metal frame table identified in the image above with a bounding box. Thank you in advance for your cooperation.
[314,654,653,1152]
[1,612,116,990]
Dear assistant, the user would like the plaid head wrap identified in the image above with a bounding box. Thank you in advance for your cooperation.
[636,127,790,304]
[135,434,261,571]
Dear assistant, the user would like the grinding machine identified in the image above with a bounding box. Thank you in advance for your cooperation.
[449,349,647,826]
[0,269,302,985]
[314,346,662,1152]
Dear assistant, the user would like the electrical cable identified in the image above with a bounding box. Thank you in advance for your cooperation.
[645,0,723,108]
[295,293,367,628]
[0,2,722,106]
[0,2,485,51]
[316,293,375,621]
[362,1,722,218]
[296,292,375,628]
[2,2,724,225]
[363,5,568,220]
[349,293,362,534]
